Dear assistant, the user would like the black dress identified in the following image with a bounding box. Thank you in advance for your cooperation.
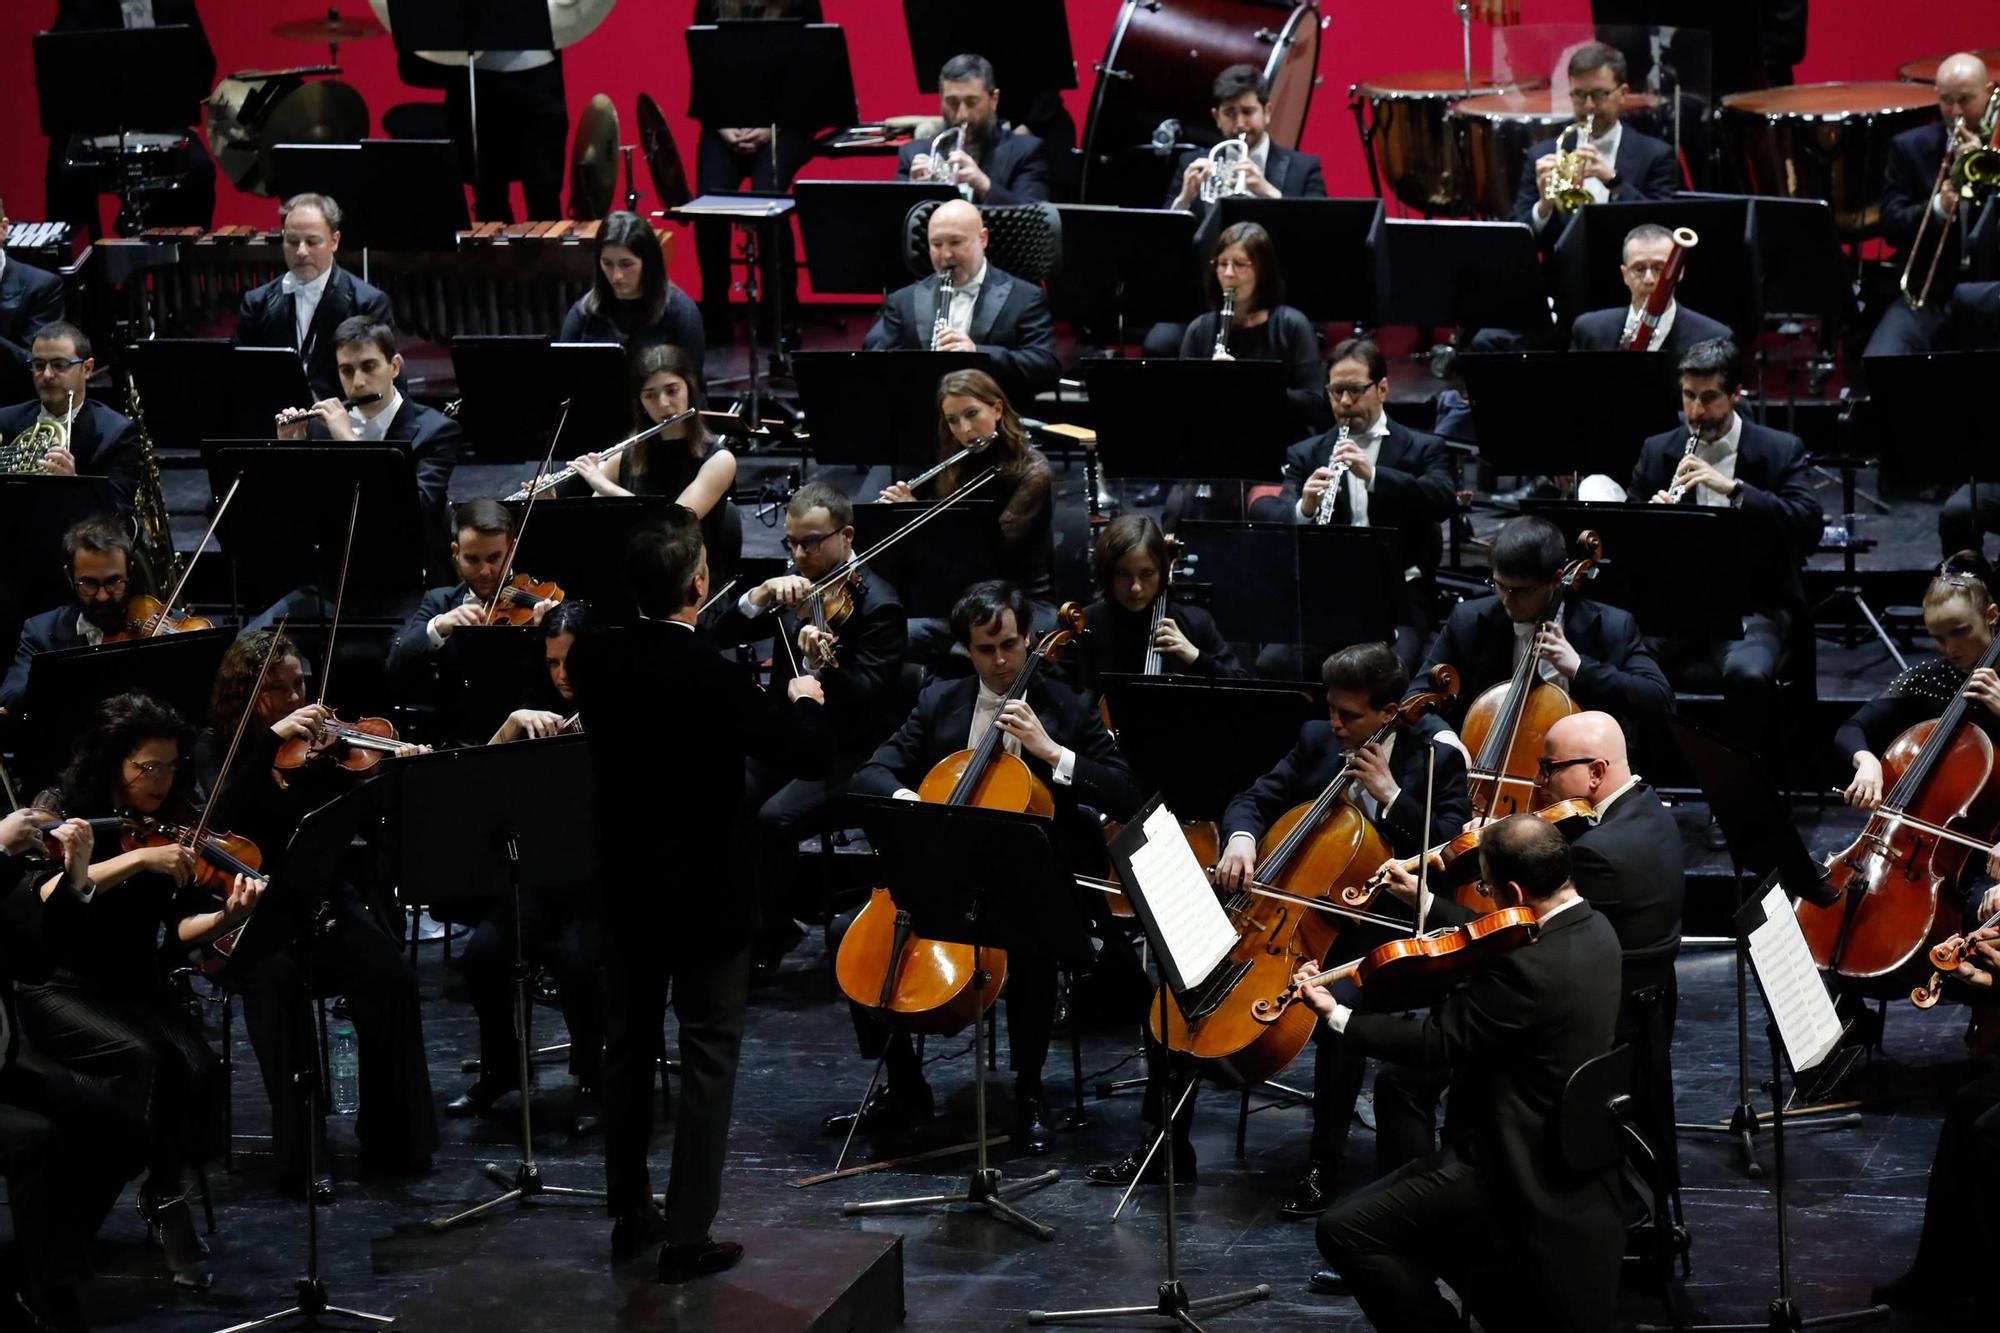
[1179,304,1330,434]
[628,440,741,582]
[558,288,706,367]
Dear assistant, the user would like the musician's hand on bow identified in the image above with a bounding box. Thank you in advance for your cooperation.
[1214,834,1256,891]
[997,700,1061,766]
[786,675,825,705]
[877,481,918,504]
[39,445,76,476]
[1154,616,1199,666]
[1843,753,1885,811]
[1372,856,1423,908]
[752,573,812,611]
[271,703,331,744]
[1300,465,1340,519]
[1965,667,2000,719]
[432,600,488,639]
[1331,438,1374,484]
[1535,622,1581,679]
[933,329,977,353]
[1350,742,1399,808]
[1671,453,1731,498]
[1290,962,1341,1019]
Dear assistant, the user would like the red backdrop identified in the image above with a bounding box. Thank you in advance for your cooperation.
[2,0,1996,301]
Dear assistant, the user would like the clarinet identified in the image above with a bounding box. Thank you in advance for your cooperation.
[1315,424,1352,525]
[1663,432,1700,503]
[931,265,956,350]
[1212,287,1235,358]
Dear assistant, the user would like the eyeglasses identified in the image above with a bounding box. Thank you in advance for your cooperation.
[780,531,838,555]
[1567,87,1620,104]
[1535,756,1601,779]
[29,357,85,374]
[1486,577,1546,599]
[1213,258,1253,272]
[126,757,188,781]
[1326,382,1378,400]
[75,575,129,596]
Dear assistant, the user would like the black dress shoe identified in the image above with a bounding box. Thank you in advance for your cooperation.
[658,1238,744,1285]
[1309,1269,1349,1296]
[1084,1143,1197,1186]
[445,1077,519,1118]
[610,1206,671,1263]
[821,1080,934,1134]
[1015,1092,1051,1154]
[0,1289,52,1333]
[1278,1161,1335,1218]
[572,1085,602,1138]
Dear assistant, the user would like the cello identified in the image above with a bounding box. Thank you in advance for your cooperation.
[1144,665,1460,1085]
[1798,631,2000,996]
[1460,530,1603,821]
[833,604,1085,1035]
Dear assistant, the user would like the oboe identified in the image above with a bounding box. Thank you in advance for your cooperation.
[1315,424,1352,524]
[1213,287,1235,358]
[1663,432,1700,503]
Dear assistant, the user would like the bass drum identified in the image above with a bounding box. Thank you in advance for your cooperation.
[1082,0,1323,205]
[1720,81,1939,239]
[1350,70,1539,216]
[1450,89,1663,220]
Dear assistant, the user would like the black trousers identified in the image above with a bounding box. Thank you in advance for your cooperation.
[1654,609,1790,758]
[1317,1146,1495,1333]
[1904,1059,2000,1281]
[461,885,603,1086]
[745,755,854,944]
[14,979,221,1190]
[601,930,749,1242]
[693,127,812,339]
[444,62,568,223]
[0,1055,136,1299]
[235,891,436,1180]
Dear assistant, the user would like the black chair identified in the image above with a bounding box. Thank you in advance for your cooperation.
[900,200,1063,285]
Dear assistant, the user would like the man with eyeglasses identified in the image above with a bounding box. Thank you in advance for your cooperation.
[1512,42,1681,242]
[724,481,907,966]
[1568,223,1732,355]
[0,198,66,403]
[0,322,140,513]
[1,518,138,716]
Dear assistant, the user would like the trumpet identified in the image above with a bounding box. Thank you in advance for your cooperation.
[931,263,957,350]
[1664,431,1700,503]
[274,392,383,427]
[927,123,968,188]
[1316,424,1352,525]
[1198,136,1253,204]
[505,408,697,500]
[1544,112,1595,212]
[1,390,75,475]
[1952,85,2000,202]
[1213,286,1235,358]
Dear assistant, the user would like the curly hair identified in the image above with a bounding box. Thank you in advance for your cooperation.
[209,630,302,733]
[58,691,196,815]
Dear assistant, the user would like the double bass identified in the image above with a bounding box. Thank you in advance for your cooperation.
[834,605,1085,1035]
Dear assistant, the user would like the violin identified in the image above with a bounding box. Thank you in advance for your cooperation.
[486,573,565,626]
[1339,797,1600,911]
[834,604,1085,1036]
[1910,909,2000,1009]
[272,714,403,782]
[121,814,267,901]
[103,595,215,642]
[1253,905,1542,1023]
[1460,530,1602,821]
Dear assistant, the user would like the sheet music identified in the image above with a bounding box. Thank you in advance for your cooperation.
[1747,885,1843,1072]
[1125,803,1237,990]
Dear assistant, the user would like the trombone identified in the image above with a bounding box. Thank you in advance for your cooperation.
[1903,86,2000,311]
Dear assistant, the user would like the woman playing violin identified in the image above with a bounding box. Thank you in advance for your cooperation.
[490,598,588,743]
[11,693,255,1290]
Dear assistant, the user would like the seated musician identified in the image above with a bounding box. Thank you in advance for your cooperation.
[1629,338,1821,753]
[862,200,1061,407]
[275,315,461,561]
[0,517,140,717]
[840,580,1141,1152]
[1568,224,1732,355]
[1864,52,1992,359]
[725,481,906,965]
[1419,516,1673,752]
[1275,337,1456,668]
[387,499,558,702]
[0,197,66,395]
[456,601,604,1129]
[1936,300,2000,551]
[559,342,739,580]
[1174,222,1328,434]
[201,632,436,1199]
[15,693,256,1291]
[1513,42,1681,242]
[232,194,393,402]
[1088,642,1469,1217]
[1076,515,1247,684]
[558,210,705,367]
[1167,64,1327,219]
[1303,816,1625,1332]
[898,52,1052,205]
[0,321,140,512]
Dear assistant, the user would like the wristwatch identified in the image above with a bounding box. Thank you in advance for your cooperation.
[1728,478,1746,508]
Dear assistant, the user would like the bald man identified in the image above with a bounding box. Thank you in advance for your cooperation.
[861,200,1060,404]
[1866,52,1994,357]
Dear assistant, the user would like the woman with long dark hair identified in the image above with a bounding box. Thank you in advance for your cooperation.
[1180,221,1327,432]
[559,211,706,364]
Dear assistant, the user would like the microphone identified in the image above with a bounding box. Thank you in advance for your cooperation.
[1151,119,1181,158]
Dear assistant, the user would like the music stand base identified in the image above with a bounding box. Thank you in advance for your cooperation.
[1636,1299,1888,1333]
[426,1160,608,1232]
[1029,1278,1273,1329]
[210,1280,393,1333]
[842,1165,1060,1241]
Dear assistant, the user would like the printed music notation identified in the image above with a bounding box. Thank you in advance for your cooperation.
[1749,885,1844,1073]
[1125,802,1237,992]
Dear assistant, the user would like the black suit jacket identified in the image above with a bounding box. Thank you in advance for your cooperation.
[305,398,461,563]
[718,570,908,762]
[862,263,1060,404]
[1943,280,2000,351]
[568,619,832,945]
[1167,142,1327,216]
[386,583,474,695]
[1628,418,1821,611]
[1883,122,1958,285]
[1417,593,1675,731]
[1278,418,1457,577]
[0,605,87,714]
[1511,125,1681,235]
[1074,596,1247,686]
[897,131,1052,206]
[1344,900,1624,1333]
[0,398,140,513]
[0,260,65,390]
[1568,302,1732,355]
[232,266,395,402]
[1221,713,1471,861]
[557,286,706,367]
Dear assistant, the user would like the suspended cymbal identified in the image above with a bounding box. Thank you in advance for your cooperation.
[570,94,620,221]
[366,0,617,64]
[272,11,385,43]
[637,93,692,210]
[263,80,372,148]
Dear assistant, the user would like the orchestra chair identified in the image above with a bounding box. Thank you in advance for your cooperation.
[899,200,1064,287]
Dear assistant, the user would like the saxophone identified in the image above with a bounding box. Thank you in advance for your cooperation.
[126,370,184,595]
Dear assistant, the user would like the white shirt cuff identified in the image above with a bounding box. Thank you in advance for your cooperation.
[1053,747,1077,786]
[892,787,920,802]
[1324,1002,1353,1034]
[425,615,447,649]
[737,590,765,618]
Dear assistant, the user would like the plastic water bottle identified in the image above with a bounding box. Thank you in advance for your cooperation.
[330,1023,360,1114]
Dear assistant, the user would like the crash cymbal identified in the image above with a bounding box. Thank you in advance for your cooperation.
[569,94,620,221]
[636,93,692,210]
[365,0,617,59]
[272,10,385,43]
[263,80,371,155]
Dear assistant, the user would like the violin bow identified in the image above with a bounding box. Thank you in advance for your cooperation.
[149,473,244,636]
[696,575,740,620]
[314,486,362,706]
[808,467,997,598]
[486,398,571,622]
[1414,743,1436,936]
[192,616,290,856]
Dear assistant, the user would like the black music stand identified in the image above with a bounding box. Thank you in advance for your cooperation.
[1373,219,1548,334]
[34,27,208,232]
[268,145,367,230]
[1214,198,1382,325]
[429,624,546,747]
[272,141,470,251]
[122,340,230,452]
[1520,502,1749,641]
[849,501,1000,621]
[1096,679,1317,816]
[1081,360,1294,481]
[387,0,553,213]
[1552,196,1758,337]
[1049,206,1202,346]
[685,22,858,132]
[231,347,316,437]
[447,339,628,461]
[1860,352,2000,498]
[498,496,684,622]
[1459,352,1681,484]
[843,798,1088,1240]
[0,476,119,642]
[792,182,958,295]
[903,0,1077,95]
[791,350,990,473]
[1168,521,1404,660]
[18,629,233,795]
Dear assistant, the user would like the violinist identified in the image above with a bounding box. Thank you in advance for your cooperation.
[13,693,257,1291]
[1088,643,1469,1216]
[1304,815,1625,1333]
[1076,515,1246,684]
[842,580,1140,1152]
[563,509,830,1281]
[457,600,604,1126]
[202,631,437,1198]
[1174,223,1329,434]
[1,517,140,717]
[1568,224,1731,355]
[387,499,558,700]
[727,481,907,966]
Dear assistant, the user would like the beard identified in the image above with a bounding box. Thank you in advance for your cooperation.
[80,597,128,634]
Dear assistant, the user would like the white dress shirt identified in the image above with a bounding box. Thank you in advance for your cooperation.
[283,266,333,350]
[1621,298,1676,350]
[119,0,157,27]
[1691,413,1743,509]
[946,260,987,338]
[1510,606,1566,685]
[75,611,105,648]
[349,390,403,443]
[891,679,1078,798]
[425,585,485,649]
[1341,415,1391,529]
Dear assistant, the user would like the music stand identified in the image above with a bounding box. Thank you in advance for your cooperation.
[230,347,316,438]
[1860,352,2000,497]
[447,339,628,462]
[1552,196,1758,337]
[498,496,684,622]
[429,624,545,746]
[792,182,958,296]
[791,350,990,473]
[268,145,367,231]
[1049,206,1202,346]
[1168,520,1404,656]
[34,27,209,232]
[386,0,553,205]
[272,141,471,251]
[843,798,1090,1240]
[18,629,233,796]
[903,1,1077,95]
[0,476,120,644]
[1214,198,1382,325]
[1096,679,1317,816]
[1459,353,1681,484]
[684,23,858,132]
[1081,361,1294,481]
[1373,219,1549,333]
[122,340,230,452]
[849,501,1000,621]
[1520,502,1749,640]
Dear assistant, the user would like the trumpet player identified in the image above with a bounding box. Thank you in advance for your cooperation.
[1514,43,1679,239]
[897,53,1050,205]
[1168,65,1325,219]
[0,322,139,513]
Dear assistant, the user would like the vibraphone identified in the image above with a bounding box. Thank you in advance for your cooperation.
[95,220,672,342]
